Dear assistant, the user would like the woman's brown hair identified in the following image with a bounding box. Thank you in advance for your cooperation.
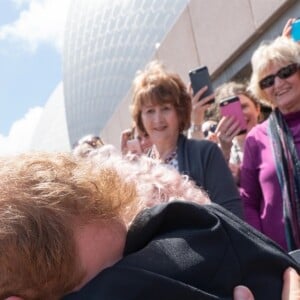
[130,61,192,134]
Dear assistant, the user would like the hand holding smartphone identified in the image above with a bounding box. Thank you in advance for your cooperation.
[127,138,142,155]
[219,96,247,135]
[189,66,214,104]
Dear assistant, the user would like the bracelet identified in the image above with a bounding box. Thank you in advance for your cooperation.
[190,124,202,132]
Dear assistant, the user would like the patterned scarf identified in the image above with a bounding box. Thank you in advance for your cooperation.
[268,108,300,250]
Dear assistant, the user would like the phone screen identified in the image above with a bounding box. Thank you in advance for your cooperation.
[219,96,247,135]
[292,19,300,42]
[188,66,214,103]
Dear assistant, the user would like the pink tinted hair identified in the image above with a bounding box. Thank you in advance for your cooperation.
[85,144,210,215]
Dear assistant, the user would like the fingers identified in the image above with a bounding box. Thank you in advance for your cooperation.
[217,116,241,143]
[187,83,193,95]
[190,84,206,103]
[282,18,296,37]
[120,129,132,154]
[207,133,218,143]
[121,128,132,137]
[190,87,214,125]
[233,267,300,300]
[233,285,254,300]
[282,267,300,300]
[200,93,215,106]
[191,86,214,105]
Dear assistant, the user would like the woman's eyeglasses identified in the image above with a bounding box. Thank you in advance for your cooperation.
[203,123,217,138]
[259,63,299,89]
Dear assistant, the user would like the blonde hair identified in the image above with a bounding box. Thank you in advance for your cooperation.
[215,81,259,106]
[249,36,300,104]
[130,61,191,134]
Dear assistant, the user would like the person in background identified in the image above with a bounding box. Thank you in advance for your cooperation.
[73,134,104,157]
[214,81,270,184]
[201,119,218,142]
[130,61,242,217]
[188,80,271,183]
[214,81,263,164]
[0,151,299,300]
[240,35,300,251]
[120,125,152,155]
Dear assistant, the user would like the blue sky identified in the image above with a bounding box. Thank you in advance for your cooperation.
[0,0,70,154]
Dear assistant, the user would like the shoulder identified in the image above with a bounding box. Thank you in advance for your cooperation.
[244,120,269,149]
[178,134,219,152]
[247,120,268,139]
[124,202,233,257]
[63,201,297,299]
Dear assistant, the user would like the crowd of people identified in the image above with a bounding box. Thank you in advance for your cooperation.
[2,18,300,300]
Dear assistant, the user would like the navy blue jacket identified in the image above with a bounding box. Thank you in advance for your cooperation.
[177,134,242,217]
[63,202,299,300]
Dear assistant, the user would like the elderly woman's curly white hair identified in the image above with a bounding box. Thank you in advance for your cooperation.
[79,144,210,211]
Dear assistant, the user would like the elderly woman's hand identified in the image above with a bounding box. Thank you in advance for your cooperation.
[189,84,215,126]
[282,18,297,38]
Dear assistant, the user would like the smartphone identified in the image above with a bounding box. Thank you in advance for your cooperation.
[219,96,247,135]
[291,19,300,42]
[127,138,142,154]
[188,66,214,103]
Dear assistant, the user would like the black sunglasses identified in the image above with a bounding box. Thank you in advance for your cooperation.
[203,123,217,138]
[259,63,299,89]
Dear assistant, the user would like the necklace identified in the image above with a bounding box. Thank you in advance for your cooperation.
[164,148,177,164]
[149,146,177,164]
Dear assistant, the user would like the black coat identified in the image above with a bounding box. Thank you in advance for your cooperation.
[63,202,299,300]
[177,134,242,217]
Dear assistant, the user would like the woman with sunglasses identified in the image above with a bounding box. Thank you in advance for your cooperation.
[201,120,218,142]
[240,35,300,251]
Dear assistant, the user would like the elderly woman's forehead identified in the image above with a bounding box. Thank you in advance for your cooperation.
[260,60,291,75]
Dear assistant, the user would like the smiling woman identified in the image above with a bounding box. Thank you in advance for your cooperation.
[130,61,242,217]
[240,35,300,251]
